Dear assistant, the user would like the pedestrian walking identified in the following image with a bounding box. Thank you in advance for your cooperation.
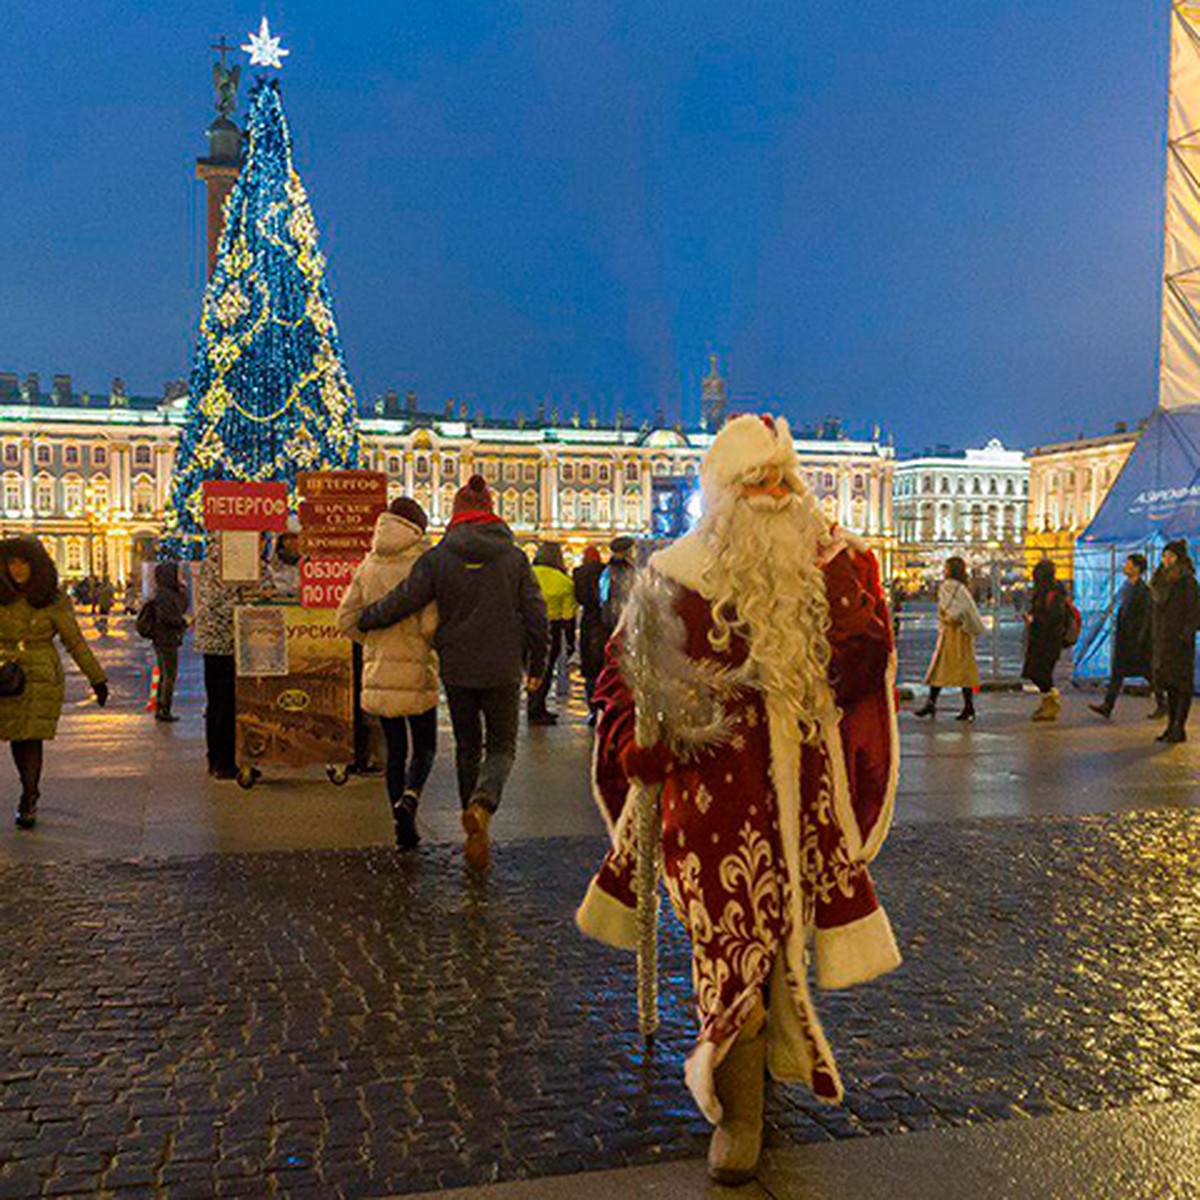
[914,556,983,721]
[137,562,189,723]
[337,498,439,851]
[1023,559,1070,722]
[598,535,637,639]
[1089,553,1154,720]
[358,475,548,871]
[573,545,606,722]
[0,537,108,830]
[1150,539,1200,744]
[577,415,899,1184]
[528,541,576,725]
[94,577,116,636]
[195,537,252,779]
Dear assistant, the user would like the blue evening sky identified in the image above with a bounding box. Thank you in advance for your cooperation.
[0,1,1170,451]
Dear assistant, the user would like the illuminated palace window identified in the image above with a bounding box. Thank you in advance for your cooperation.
[92,444,108,467]
[4,476,21,513]
[134,444,152,467]
[3,444,18,466]
[64,477,84,516]
[522,491,538,525]
[36,476,54,515]
[65,539,84,574]
[133,479,155,517]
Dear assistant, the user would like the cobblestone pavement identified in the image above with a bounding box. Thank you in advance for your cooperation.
[1,811,1198,1198]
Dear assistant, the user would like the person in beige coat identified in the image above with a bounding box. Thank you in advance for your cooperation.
[915,556,983,722]
[338,498,439,849]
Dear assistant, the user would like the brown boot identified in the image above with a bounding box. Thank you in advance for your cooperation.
[708,1007,767,1186]
[1032,688,1061,722]
[462,802,492,872]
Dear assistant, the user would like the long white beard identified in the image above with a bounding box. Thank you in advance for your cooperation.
[699,490,833,737]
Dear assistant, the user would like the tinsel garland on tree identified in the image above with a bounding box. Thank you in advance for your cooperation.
[160,77,361,559]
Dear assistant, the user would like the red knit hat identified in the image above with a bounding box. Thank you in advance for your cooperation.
[453,474,494,515]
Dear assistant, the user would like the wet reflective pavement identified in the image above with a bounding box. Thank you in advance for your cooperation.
[0,619,1195,863]
[0,620,1197,1197]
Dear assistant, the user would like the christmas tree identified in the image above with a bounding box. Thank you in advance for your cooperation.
[161,76,362,558]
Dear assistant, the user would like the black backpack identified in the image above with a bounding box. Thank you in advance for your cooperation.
[135,600,157,641]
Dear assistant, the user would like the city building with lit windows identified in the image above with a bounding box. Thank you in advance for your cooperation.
[1024,424,1141,578]
[0,369,896,583]
[893,438,1029,580]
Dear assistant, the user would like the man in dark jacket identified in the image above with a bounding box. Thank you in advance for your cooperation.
[142,562,189,723]
[573,545,606,722]
[599,536,637,637]
[1089,553,1154,719]
[1150,539,1200,744]
[359,475,548,870]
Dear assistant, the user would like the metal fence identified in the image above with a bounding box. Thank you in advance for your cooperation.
[890,548,1076,685]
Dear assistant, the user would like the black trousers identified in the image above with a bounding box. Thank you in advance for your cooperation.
[1103,674,1166,712]
[529,620,573,717]
[155,645,179,715]
[379,708,438,804]
[11,739,43,799]
[1165,685,1194,734]
[203,654,237,774]
[445,683,520,812]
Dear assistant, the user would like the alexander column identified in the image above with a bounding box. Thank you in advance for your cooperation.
[195,39,242,278]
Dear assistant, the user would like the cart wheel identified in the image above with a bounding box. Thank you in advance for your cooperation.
[327,764,350,787]
[236,767,258,790]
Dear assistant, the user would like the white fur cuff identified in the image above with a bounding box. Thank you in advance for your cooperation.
[575,878,638,951]
[814,908,902,990]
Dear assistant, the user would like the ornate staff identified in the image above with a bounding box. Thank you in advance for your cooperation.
[632,764,661,1043]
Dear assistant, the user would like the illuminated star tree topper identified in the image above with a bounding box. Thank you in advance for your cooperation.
[242,16,289,69]
[160,76,362,559]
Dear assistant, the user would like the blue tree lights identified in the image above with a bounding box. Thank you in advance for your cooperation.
[161,78,361,559]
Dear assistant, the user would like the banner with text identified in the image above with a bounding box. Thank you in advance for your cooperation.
[299,558,358,609]
[202,481,290,531]
[298,470,387,560]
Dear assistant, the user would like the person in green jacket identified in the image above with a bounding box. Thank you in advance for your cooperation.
[529,542,577,725]
[0,538,108,829]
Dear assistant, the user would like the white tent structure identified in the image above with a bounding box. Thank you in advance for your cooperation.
[1073,3,1200,687]
[1159,2,1200,409]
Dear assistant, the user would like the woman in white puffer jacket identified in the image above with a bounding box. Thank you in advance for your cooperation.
[338,498,439,849]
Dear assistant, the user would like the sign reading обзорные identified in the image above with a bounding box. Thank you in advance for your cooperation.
[299,558,357,609]
[202,481,290,531]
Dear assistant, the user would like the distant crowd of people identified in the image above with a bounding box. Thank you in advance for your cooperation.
[912,542,1200,742]
[3,488,1198,841]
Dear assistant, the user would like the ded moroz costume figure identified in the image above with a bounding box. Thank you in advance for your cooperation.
[576,414,901,1185]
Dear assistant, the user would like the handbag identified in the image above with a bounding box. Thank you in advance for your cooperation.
[0,659,26,698]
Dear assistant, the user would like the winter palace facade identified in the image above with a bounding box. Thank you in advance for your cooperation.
[0,371,897,584]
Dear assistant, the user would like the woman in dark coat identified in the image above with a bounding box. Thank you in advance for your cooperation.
[145,561,189,723]
[1089,553,1154,719]
[1150,539,1200,744]
[1022,559,1069,722]
[0,538,108,828]
[573,545,606,723]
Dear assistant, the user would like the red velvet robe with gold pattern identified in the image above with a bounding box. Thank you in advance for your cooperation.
[576,531,901,1121]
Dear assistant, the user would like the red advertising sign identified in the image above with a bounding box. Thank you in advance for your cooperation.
[202,481,290,531]
[298,471,388,504]
[300,558,357,609]
[298,470,387,559]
